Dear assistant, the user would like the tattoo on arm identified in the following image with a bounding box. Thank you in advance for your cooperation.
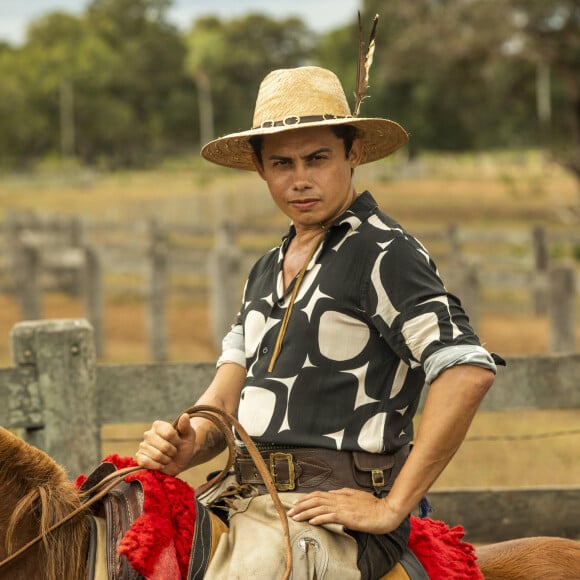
[190,425,226,466]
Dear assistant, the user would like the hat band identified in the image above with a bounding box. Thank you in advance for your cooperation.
[253,114,353,130]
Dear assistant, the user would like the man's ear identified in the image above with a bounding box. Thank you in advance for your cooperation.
[349,138,364,168]
[252,154,266,179]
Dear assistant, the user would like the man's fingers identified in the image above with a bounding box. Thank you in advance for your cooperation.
[288,492,335,519]
[135,420,181,468]
[149,419,181,444]
[136,438,175,465]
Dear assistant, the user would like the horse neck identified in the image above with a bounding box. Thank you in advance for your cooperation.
[0,428,89,580]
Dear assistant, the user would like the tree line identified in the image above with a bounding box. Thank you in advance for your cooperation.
[0,0,578,178]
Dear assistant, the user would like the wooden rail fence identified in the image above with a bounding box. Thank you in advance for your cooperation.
[1,211,578,360]
[0,319,578,542]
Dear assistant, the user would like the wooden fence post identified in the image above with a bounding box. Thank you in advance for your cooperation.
[532,225,549,315]
[447,223,462,258]
[83,246,105,358]
[444,225,481,330]
[147,219,168,362]
[68,215,85,296]
[20,245,42,320]
[10,319,100,477]
[459,261,480,331]
[548,265,576,353]
[209,221,241,350]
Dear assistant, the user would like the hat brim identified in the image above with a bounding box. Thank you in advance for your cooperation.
[200,117,408,171]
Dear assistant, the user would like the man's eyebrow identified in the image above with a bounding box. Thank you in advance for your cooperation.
[303,147,332,159]
[266,147,333,162]
[267,153,291,162]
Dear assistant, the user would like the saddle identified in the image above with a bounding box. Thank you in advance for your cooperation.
[80,462,145,580]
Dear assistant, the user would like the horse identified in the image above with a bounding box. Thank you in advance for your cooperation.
[1,425,579,580]
[0,427,89,580]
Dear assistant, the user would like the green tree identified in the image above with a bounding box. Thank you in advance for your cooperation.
[504,0,580,178]
[359,0,580,179]
[0,0,197,168]
[84,0,195,165]
[315,23,361,113]
[186,14,316,140]
[0,46,51,166]
[185,17,228,146]
[0,12,92,166]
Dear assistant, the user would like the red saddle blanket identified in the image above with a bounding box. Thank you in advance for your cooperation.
[76,455,484,580]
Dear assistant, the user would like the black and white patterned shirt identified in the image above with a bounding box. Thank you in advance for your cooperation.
[219,192,496,454]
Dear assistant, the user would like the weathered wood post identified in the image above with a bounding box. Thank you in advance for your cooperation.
[10,319,100,477]
[5,211,42,319]
[147,219,168,362]
[445,224,481,331]
[83,246,105,359]
[447,223,462,259]
[458,261,480,331]
[19,245,42,320]
[532,225,549,315]
[548,264,577,353]
[209,221,241,350]
[62,215,85,295]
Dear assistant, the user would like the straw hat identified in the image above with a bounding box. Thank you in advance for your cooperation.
[201,66,408,171]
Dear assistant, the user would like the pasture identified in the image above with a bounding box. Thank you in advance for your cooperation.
[0,150,579,492]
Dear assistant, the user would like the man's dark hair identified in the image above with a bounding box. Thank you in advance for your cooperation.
[249,124,358,168]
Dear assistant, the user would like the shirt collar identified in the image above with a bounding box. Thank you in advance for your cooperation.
[333,191,377,232]
[281,191,378,245]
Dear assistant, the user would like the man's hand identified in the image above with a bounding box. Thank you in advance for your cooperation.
[135,413,196,477]
[287,488,406,534]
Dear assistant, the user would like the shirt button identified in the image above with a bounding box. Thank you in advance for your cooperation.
[262,347,269,354]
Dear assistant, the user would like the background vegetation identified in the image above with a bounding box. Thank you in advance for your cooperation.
[0,0,579,185]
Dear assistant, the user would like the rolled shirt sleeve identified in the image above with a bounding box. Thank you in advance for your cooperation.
[216,323,245,368]
[423,344,497,385]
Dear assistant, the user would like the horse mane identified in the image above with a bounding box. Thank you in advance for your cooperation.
[0,427,89,580]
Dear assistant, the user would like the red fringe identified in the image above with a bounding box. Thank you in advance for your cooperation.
[77,455,195,579]
[409,515,485,579]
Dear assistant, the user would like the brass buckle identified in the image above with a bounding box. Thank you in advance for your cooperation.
[371,469,385,490]
[269,452,296,491]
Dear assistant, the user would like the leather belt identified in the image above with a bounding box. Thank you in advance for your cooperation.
[235,445,409,495]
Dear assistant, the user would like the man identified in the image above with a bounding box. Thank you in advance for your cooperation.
[136,66,498,579]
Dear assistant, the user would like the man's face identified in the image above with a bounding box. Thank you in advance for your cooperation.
[253,126,363,233]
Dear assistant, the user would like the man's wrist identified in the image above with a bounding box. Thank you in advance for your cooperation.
[381,493,413,525]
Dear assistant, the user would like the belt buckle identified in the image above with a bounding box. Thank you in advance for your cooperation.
[269,452,296,491]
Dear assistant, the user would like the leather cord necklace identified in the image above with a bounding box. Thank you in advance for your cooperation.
[268,239,322,372]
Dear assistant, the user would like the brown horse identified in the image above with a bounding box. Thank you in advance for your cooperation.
[0,427,89,580]
[1,426,579,580]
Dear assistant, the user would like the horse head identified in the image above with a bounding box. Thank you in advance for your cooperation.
[0,427,89,580]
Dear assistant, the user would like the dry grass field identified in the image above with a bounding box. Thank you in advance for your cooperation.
[1,150,579,489]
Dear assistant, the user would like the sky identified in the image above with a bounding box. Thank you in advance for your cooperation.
[0,0,362,46]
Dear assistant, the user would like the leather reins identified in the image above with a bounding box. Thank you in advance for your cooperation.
[0,405,293,580]
[177,405,292,579]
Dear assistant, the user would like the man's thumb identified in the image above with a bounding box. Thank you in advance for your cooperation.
[176,412,193,438]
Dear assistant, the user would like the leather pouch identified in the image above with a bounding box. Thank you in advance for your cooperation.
[352,447,408,494]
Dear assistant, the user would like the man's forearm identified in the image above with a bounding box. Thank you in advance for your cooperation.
[185,361,247,469]
[186,419,228,467]
[385,364,494,520]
